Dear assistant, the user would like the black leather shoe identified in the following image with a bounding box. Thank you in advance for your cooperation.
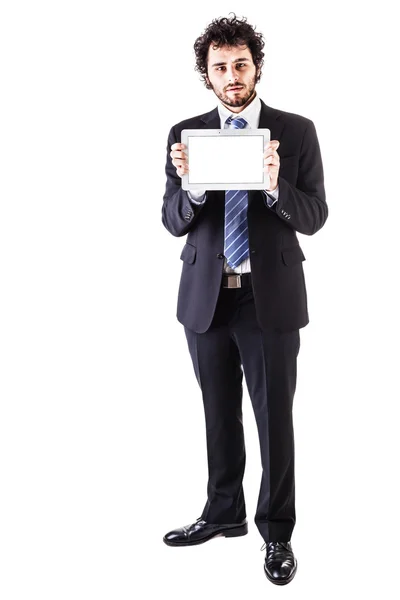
[163,517,248,546]
[261,541,297,585]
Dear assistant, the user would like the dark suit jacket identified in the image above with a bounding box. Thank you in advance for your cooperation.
[162,98,328,333]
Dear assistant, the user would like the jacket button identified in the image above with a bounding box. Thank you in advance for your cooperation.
[217,253,224,259]
[250,249,256,254]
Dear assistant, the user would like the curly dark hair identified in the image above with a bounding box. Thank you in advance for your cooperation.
[193,13,265,90]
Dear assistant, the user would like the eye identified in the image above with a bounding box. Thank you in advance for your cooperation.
[216,63,246,71]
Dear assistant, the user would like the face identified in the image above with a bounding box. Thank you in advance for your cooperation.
[205,43,259,113]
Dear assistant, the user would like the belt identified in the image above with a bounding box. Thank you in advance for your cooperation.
[222,272,252,288]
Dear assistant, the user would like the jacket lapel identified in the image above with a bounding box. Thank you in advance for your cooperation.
[200,105,220,129]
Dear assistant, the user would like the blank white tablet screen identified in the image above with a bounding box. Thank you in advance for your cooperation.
[188,134,264,185]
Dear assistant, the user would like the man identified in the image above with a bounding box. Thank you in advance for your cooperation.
[161,14,327,585]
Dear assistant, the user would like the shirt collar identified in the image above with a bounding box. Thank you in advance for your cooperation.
[217,91,261,129]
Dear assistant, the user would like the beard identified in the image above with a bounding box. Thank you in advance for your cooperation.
[211,75,257,108]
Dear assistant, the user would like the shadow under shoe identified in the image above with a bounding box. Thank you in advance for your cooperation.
[261,541,297,585]
[163,517,248,546]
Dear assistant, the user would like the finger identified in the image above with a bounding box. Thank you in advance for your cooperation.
[264,158,280,173]
[264,149,280,161]
[171,149,188,164]
[170,149,188,160]
[264,141,280,154]
[269,140,280,149]
[264,156,280,167]
[171,143,186,151]
[177,163,189,175]
[172,157,188,167]
[264,164,280,173]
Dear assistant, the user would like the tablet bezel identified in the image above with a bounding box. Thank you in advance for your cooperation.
[181,128,271,191]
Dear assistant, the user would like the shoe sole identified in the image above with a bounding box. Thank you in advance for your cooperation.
[264,560,297,585]
[163,522,248,546]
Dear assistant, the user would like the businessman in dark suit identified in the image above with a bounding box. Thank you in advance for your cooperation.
[161,14,327,585]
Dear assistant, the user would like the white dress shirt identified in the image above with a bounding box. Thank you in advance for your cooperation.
[186,92,279,274]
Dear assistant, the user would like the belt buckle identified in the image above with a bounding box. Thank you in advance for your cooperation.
[227,275,241,289]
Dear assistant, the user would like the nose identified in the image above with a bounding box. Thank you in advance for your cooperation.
[226,66,239,84]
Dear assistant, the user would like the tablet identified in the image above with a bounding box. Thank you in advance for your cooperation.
[181,128,271,191]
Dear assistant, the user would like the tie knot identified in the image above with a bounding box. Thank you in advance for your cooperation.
[226,116,247,129]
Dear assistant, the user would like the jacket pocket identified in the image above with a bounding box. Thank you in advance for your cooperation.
[180,242,196,264]
[281,244,305,266]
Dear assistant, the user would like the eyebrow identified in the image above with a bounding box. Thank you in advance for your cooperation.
[210,58,251,67]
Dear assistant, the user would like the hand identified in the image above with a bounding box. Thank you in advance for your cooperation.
[170,143,189,178]
[264,140,280,191]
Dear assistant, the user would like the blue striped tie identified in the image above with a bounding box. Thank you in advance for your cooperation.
[224,116,249,269]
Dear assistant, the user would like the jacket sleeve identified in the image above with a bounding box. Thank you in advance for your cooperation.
[161,125,207,237]
[269,120,328,235]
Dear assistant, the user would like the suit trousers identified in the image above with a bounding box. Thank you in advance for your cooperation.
[184,278,300,542]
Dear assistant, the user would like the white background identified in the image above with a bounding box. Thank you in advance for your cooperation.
[1,1,399,598]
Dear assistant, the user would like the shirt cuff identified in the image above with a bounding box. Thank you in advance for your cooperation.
[263,185,279,206]
[187,189,207,204]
